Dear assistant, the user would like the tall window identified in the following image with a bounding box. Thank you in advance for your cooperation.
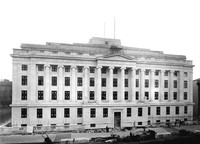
[155,92,159,100]
[64,108,70,118]
[113,91,117,100]
[184,92,187,100]
[145,92,149,100]
[148,107,151,115]
[156,107,160,115]
[77,108,82,117]
[173,80,177,88]
[77,66,83,73]
[138,108,142,116]
[64,66,70,72]
[21,108,27,118]
[127,108,131,117]
[21,76,27,85]
[52,77,57,86]
[65,91,70,100]
[175,106,179,115]
[155,70,159,76]
[164,92,168,100]
[155,80,159,88]
[38,91,44,100]
[101,91,106,100]
[136,91,139,100]
[65,77,70,86]
[145,79,149,88]
[136,69,140,75]
[113,78,118,87]
[102,78,106,87]
[173,92,177,100]
[77,77,82,86]
[90,108,96,118]
[125,79,128,87]
[37,109,42,118]
[103,108,108,117]
[174,71,178,77]
[184,81,188,88]
[113,68,118,74]
[38,65,44,71]
[101,67,107,74]
[22,65,28,71]
[166,107,170,115]
[164,80,168,88]
[90,67,95,73]
[90,91,95,100]
[38,76,44,86]
[125,69,129,74]
[77,91,82,100]
[136,79,139,87]
[124,91,128,100]
[51,108,56,118]
[90,78,95,87]
[51,65,57,72]
[184,106,188,114]
[51,91,57,100]
[21,90,27,100]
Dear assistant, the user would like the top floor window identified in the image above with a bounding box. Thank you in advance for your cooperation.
[184,72,188,77]
[164,71,169,76]
[38,65,44,71]
[77,66,83,73]
[136,69,140,75]
[184,81,188,88]
[125,69,129,74]
[22,65,28,71]
[51,65,57,72]
[113,68,118,74]
[90,67,95,73]
[101,67,107,74]
[65,66,70,72]
[155,70,159,76]
[174,71,178,77]
[22,76,27,85]
[145,70,150,75]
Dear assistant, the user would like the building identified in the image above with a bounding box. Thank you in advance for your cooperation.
[193,78,200,118]
[11,37,194,128]
[0,79,12,107]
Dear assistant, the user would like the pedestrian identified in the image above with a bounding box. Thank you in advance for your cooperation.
[106,126,109,132]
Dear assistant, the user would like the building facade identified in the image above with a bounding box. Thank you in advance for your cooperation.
[11,37,194,128]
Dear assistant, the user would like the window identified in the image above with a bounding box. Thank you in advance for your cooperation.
[173,80,177,88]
[164,71,168,76]
[103,108,108,117]
[174,71,178,77]
[145,92,149,100]
[22,65,27,71]
[64,66,70,72]
[173,92,177,100]
[184,81,188,88]
[175,107,179,115]
[166,107,170,115]
[138,122,142,125]
[155,92,159,100]
[51,65,57,72]
[184,72,188,77]
[38,65,44,71]
[184,106,188,114]
[77,108,82,117]
[113,78,118,87]
[136,69,140,75]
[21,90,27,100]
[38,76,44,86]
[124,91,128,100]
[90,91,95,100]
[113,91,117,100]
[21,108,27,118]
[136,79,139,87]
[51,108,56,118]
[37,109,42,118]
[38,91,44,100]
[21,76,27,85]
[125,69,129,74]
[101,67,107,74]
[77,66,83,73]
[164,80,168,88]
[52,77,57,86]
[145,70,150,75]
[164,92,168,100]
[138,108,142,116]
[77,91,82,100]
[90,124,96,127]
[90,108,96,118]
[155,70,159,76]
[113,68,118,74]
[155,80,159,88]
[127,108,131,117]
[64,108,70,118]
[102,78,106,87]
[77,77,82,86]
[125,79,128,87]
[90,67,95,73]
[145,79,149,88]
[136,91,139,100]
[52,51,58,54]
[65,77,70,86]
[21,124,27,127]
[148,107,151,115]
[65,91,70,100]
[90,78,95,86]
[156,107,160,115]
[101,91,106,100]
[51,91,57,100]
[184,92,187,100]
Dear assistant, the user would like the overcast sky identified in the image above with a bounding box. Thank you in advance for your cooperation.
[0,0,200,80]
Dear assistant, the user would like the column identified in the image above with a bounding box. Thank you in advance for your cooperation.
[109,66,114,102]
[160,70,164,102]
[120,67,125,102]
[179,71,183,101]
[169,70,174,101]
[84,66,89,103]
[140,69,145,102]
[58,65,64,101]
[131,68,136,102]
[150,69,155,101]
[71,65,76,102]
[30,63,36,102]
[45,65,50,102]
[96,66,102,104]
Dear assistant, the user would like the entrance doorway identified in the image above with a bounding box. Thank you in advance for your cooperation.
[114,112,121,128]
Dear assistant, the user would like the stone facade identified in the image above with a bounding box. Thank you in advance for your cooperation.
[11,37,194,128]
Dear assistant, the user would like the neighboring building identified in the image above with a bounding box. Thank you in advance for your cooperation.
[11,37,194,128]
[0,79,12,107]
[193,78,200,118]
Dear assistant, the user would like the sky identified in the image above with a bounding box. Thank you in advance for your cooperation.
[0,0,200,80]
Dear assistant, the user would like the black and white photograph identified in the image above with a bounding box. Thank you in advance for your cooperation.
[1,0,200,143]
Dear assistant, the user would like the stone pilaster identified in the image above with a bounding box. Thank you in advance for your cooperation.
[131,68,136,102]
[169,70,174,101]
[71,65,76,102]
[150,69,155,101]
[84,66,89,103]
[140,69,145,102]
[58,65,64,101]
[96,66,102,104]
[120,67,125,102]
[30,63,36,102]
[109,66,114,102]
[160,70,165,102]
[45,65,50,102]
